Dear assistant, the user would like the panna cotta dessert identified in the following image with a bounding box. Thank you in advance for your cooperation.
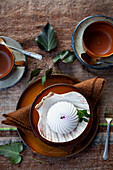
[35,91,90,143]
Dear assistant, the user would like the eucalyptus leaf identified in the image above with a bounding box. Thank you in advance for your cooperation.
[53,50,76,63]
[29,68,41,82]
[41,68,52,85]
[35,22,57,51]
[0,142,23,164]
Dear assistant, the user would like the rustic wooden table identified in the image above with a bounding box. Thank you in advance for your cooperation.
[0,0,113,169]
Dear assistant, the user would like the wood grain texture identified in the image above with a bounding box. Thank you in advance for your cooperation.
[0,0,113,169]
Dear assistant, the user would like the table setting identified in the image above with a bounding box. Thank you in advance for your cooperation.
[0,0,113,169]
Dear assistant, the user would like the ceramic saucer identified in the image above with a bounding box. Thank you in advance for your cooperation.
[0,36,26,89]
[72,15,113,69]
[17,75,99,157]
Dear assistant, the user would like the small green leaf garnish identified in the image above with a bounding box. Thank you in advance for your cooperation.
[0,142,23,164]
[53,50,76,63]
[41,68,52,85]
[35,22,57,51]
[77,109,92,123]
[28,68,41,82]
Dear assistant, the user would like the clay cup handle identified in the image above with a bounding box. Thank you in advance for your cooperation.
[15,60,25,66]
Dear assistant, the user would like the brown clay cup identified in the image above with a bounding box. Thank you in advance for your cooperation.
[82,21,113,59]
[0,44,25,80]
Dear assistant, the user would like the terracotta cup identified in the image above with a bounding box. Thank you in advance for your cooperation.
[0,44,25,80]
[82,21,113,59]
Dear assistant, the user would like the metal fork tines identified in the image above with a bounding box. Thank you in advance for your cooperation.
[103,112,113,160]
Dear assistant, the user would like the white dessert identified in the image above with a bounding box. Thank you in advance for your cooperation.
[47,101,79,134]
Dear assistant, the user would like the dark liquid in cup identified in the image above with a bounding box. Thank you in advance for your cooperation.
[0,51,12,77]
[87,30,112,55]
[83,21,113,58]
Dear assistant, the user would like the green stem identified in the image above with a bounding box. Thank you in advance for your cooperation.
[26,156,49,164]
[52,70,60,74]
[20,153,49,164]
[55,63,62,73]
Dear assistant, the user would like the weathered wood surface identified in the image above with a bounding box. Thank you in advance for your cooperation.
[0,0,113,169]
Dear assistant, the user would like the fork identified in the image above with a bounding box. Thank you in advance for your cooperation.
[103,111,113,160]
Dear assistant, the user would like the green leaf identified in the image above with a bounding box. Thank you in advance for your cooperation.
[77,109,92,123]
[0,142,23,164]
[28,68,41,82]
[82,118,89,122]
[59,50,70,60]
[52,54,60,63]
[53,50,76,63]
[41,75,46,85]
[77,110,87,118]
[62,52,76,63]
[41,68,52,85]
[35,22,57,51]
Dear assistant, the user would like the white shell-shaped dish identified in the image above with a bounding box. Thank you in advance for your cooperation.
[35,91,90,143]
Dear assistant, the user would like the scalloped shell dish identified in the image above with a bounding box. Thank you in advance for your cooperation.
[35,91,90,143]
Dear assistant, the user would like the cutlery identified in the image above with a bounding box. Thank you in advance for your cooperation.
[81,53,113,66]
[103,109,113,160]
[0,38,42,60]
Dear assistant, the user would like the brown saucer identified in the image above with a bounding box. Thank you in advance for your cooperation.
[17,74,99,157]
[30,84,93,148]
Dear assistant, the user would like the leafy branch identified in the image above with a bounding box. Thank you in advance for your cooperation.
[0,142,48,165]
[28,50,76,85]
[53,50,76,64]
[28,68,53,85]
[28,22,77,85]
